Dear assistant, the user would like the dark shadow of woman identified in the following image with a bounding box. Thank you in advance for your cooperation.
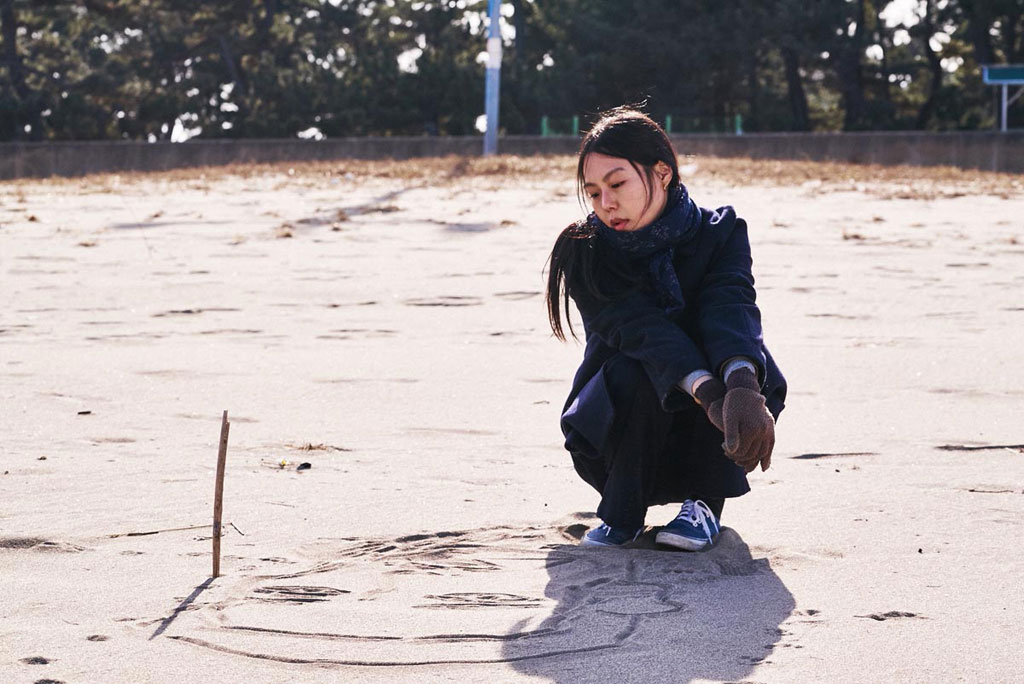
[503,525,794,682]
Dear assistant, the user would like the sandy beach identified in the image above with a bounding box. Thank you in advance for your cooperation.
[2,156,1023,683]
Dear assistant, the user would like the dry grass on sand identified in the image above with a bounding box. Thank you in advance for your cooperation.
[4,153,1021,201]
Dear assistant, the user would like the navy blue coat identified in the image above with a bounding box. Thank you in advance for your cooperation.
[561,205,787,458]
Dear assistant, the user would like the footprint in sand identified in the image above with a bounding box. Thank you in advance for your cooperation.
[1,537,48,550]
[152,307,241,317]
[402,295,482,307]
[0,538,86,553]
[493,290,541,301]
[250,585,351,603]
[316,328,397,340]
[791,451,877,460]
[855,611,925,621]
[417,592,544,609]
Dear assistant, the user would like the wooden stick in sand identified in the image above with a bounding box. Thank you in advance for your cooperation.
[212,410,230,578]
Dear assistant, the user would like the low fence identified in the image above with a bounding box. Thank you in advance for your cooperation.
[668,131,1024,174]
[1,131,1022,180]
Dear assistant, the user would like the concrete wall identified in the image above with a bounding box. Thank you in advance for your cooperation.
[1,131,1022,180]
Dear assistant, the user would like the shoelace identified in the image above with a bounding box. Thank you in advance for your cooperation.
[675,499,715,542]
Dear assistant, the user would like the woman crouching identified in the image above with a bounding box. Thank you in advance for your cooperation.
[547,107,787,549]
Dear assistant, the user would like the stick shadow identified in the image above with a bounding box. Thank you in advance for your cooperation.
[149,577,214,640]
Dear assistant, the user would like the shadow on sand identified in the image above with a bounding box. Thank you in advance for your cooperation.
[503,526,795,682]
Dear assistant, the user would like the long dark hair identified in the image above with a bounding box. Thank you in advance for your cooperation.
[546,107,681,341]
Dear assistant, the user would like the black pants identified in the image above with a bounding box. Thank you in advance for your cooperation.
[569,355,748,529]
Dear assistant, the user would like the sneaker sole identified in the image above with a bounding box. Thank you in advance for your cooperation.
[580,536,632,548]
[655,530,714,551]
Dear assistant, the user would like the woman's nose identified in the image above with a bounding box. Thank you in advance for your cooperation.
[600,191,616,210]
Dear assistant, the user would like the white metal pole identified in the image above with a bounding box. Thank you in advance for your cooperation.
[1002,83,1008,132]
[483,0,502,155]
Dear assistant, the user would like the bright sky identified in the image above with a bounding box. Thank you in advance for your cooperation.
[879,0,923,27]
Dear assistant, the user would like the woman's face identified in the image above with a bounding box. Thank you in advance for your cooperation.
[582,152,671,232]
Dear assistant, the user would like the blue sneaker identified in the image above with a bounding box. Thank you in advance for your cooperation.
[655,500,720,551]
[581,523,643,548]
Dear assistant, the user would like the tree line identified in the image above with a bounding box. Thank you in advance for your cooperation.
[1,0,1021,142]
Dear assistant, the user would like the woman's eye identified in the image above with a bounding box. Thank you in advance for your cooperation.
[588,193,599,199]
[610,182,623,189]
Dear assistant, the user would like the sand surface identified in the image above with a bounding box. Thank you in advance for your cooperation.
[2,156,1023,683]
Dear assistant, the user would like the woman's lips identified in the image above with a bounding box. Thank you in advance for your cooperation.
[611,218,629,230]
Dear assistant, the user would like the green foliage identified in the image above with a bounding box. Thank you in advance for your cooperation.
[0,0,1020,140]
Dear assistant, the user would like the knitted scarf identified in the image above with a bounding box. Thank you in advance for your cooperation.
[591,185,700,313]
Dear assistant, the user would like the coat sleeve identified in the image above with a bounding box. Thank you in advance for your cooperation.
[573,287,710,411]
[695,208,768,383]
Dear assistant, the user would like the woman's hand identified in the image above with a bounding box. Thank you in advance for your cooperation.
[722,368,775,472]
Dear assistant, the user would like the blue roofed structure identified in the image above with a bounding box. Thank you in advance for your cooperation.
[983,65,1024,132]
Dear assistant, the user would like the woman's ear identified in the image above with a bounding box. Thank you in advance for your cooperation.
[654,161,672,189]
